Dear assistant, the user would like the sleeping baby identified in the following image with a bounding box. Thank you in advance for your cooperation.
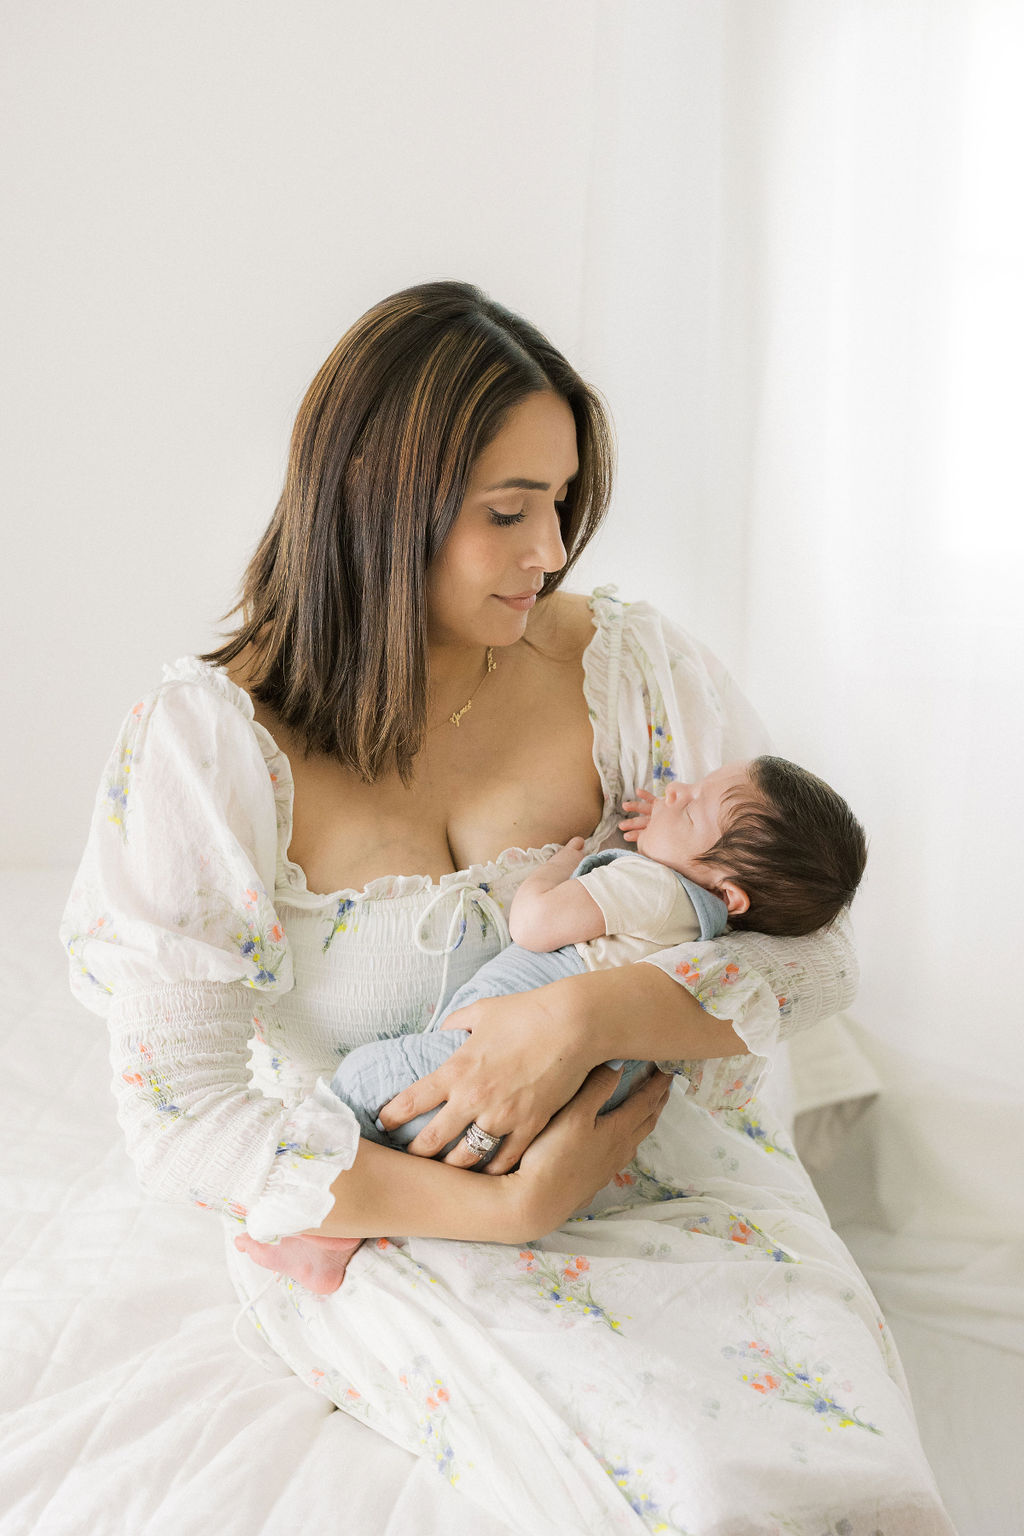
[234,755,867,1293]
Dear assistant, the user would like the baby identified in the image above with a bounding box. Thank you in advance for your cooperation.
[235,755,866,1293]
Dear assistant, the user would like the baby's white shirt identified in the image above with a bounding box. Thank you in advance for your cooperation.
[574,854,702,971]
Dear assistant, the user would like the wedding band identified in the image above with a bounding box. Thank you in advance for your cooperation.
[463,1121,502,1158]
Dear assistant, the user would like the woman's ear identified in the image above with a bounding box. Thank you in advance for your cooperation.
[717,880,750,917]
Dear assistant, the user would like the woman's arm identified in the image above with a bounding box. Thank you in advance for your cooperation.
[312,1063,672,1242]
[545,961,750,1064]
[378,963,744,1177]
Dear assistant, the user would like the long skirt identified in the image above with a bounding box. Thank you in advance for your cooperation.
[227,1081,953,1536]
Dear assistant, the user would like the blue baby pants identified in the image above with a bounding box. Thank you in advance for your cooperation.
[328,941,651,1166]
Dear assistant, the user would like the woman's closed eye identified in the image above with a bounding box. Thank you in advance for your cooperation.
[488,500,569,529]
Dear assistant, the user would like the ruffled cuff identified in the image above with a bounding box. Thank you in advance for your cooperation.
[641,939,782,1063]
[244,1077,362,1243]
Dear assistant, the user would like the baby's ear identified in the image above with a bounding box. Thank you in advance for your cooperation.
[717,880,750,917]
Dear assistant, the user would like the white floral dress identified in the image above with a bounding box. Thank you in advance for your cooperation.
[60,590,951,1535]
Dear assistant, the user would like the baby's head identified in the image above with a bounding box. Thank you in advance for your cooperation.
[635,757,866,937]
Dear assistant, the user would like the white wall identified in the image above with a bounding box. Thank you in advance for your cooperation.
[4,0,741,868]
[1,0,640,862]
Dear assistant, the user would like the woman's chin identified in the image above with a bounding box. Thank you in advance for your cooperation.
[485,604,533,644]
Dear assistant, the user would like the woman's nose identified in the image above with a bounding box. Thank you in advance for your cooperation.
[524,507,567,573]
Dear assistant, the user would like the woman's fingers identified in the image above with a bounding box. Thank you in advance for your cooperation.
[403,1087,516,1161]
[485,1065,624,1177]
[610,1068,672,1143]
[482,1112,555,1176]
[377,1069,450,1133]
[442,1120,517,1171]
[575,1061,627,1108]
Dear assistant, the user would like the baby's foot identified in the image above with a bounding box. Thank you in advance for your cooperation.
[234,1231,364,1295]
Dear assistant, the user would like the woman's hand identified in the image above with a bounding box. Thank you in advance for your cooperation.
[505,1064,673,1238]
[376,984,594,1175]
[618,787,655,842]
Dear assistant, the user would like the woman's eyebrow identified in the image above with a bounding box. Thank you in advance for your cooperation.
[483,469,580,492]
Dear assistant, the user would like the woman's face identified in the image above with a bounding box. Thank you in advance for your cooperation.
[426,390,579,650]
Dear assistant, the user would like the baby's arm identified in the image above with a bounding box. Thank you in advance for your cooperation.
[508,837,608,951]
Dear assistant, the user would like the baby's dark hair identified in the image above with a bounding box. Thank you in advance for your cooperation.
[695,755,867,937]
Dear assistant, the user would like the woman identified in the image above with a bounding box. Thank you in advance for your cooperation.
[61,282,951,1533]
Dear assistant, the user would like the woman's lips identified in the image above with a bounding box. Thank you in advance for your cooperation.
[495,592,538,611]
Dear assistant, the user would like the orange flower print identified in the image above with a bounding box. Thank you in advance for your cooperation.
[515,1251,623,1331]
[675,959,701,982]
[722,963,740,984]
[727,1339,880,1432]
[268,922,284,942]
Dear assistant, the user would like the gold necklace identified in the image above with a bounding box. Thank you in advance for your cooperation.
[447,647,497,727]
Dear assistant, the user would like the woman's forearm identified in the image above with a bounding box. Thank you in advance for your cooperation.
[307,1135,527,1242]
[551,963,749,1065]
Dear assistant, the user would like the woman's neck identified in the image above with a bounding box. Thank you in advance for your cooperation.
[426,641,499,726]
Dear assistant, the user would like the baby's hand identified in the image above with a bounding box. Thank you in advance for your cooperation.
[618,787,656,842]
[548,835,587,868]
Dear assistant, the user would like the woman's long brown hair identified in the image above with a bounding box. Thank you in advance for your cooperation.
[202,280,616,781]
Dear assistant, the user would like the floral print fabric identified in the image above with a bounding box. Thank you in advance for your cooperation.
[60,592,950,1530]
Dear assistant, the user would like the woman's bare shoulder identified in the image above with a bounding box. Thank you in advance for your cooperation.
[526,589,596,662]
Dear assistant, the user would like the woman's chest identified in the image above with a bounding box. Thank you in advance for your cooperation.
[278,658,604,895]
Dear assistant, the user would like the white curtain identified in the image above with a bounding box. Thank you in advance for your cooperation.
[569,9,1024,1365]
[576,0,1024,1095]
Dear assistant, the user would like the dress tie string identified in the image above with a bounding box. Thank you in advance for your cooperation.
[414,878,510,1028]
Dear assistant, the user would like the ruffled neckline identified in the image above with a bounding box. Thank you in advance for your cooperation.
[163,586,625,908]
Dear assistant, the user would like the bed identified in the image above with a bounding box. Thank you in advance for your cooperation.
[2,868,1018,1535]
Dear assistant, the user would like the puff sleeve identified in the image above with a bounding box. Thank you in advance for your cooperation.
[587,589,859,1103]
[59,668,361,1241]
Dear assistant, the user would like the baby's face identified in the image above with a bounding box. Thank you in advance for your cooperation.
[636,762,754,881]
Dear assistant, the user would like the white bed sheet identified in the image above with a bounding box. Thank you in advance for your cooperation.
[1,869,1017,1534]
